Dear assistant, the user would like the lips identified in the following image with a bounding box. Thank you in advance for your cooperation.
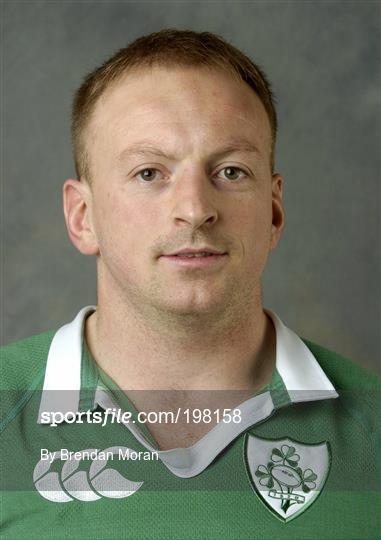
[159,248,228,267]
[172,252,215,258]
[164,247,227,257]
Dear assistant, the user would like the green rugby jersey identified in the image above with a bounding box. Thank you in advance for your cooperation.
[1,306,380,539]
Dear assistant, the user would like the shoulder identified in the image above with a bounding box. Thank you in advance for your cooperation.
[303,339,380,444]
[0,330,56,433]
[302,338,381,390]
[1,330,56,390]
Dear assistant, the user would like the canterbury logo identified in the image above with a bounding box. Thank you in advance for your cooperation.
[33,447,143,502]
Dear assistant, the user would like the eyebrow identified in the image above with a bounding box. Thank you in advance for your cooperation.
[116,138,262,162]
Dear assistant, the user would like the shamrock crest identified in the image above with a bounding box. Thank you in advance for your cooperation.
[271,445,300,467]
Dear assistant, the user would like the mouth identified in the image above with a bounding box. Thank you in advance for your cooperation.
[164,247,227,257]
[159,248,228,267]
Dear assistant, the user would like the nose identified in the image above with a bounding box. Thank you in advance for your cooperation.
[170,167,218,230]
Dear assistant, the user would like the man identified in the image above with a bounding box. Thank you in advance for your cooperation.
[1,29,380,539]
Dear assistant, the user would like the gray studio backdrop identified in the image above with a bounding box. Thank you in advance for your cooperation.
[2,1,380,374]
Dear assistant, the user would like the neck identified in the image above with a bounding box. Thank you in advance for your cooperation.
[85,288,276,394]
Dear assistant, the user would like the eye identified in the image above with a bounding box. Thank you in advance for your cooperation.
[136,168,160,182]
[218,166,246,181]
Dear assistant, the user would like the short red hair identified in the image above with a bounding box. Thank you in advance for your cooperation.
[72,28,278,180]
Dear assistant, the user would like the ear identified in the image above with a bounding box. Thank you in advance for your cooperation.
[270,173,285,251]
[63,179,99,255]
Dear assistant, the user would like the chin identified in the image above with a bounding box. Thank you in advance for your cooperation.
[159,291,227,316]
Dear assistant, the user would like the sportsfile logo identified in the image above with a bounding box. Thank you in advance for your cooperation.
[33,446,146,502]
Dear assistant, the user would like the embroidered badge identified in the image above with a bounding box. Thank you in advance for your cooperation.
[245,434,331,522]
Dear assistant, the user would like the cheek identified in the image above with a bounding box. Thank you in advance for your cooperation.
[94,190,157,256]
[231,198,272,259]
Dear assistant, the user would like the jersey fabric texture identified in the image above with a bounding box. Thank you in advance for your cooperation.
[1,306,380,540]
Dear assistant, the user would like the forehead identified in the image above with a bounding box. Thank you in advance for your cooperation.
[88,66,272,157]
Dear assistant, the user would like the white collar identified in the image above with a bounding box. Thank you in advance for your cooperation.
[267,309,338,403]
[37,305,338,478]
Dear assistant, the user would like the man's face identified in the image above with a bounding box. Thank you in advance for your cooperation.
[85,66,283,319]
